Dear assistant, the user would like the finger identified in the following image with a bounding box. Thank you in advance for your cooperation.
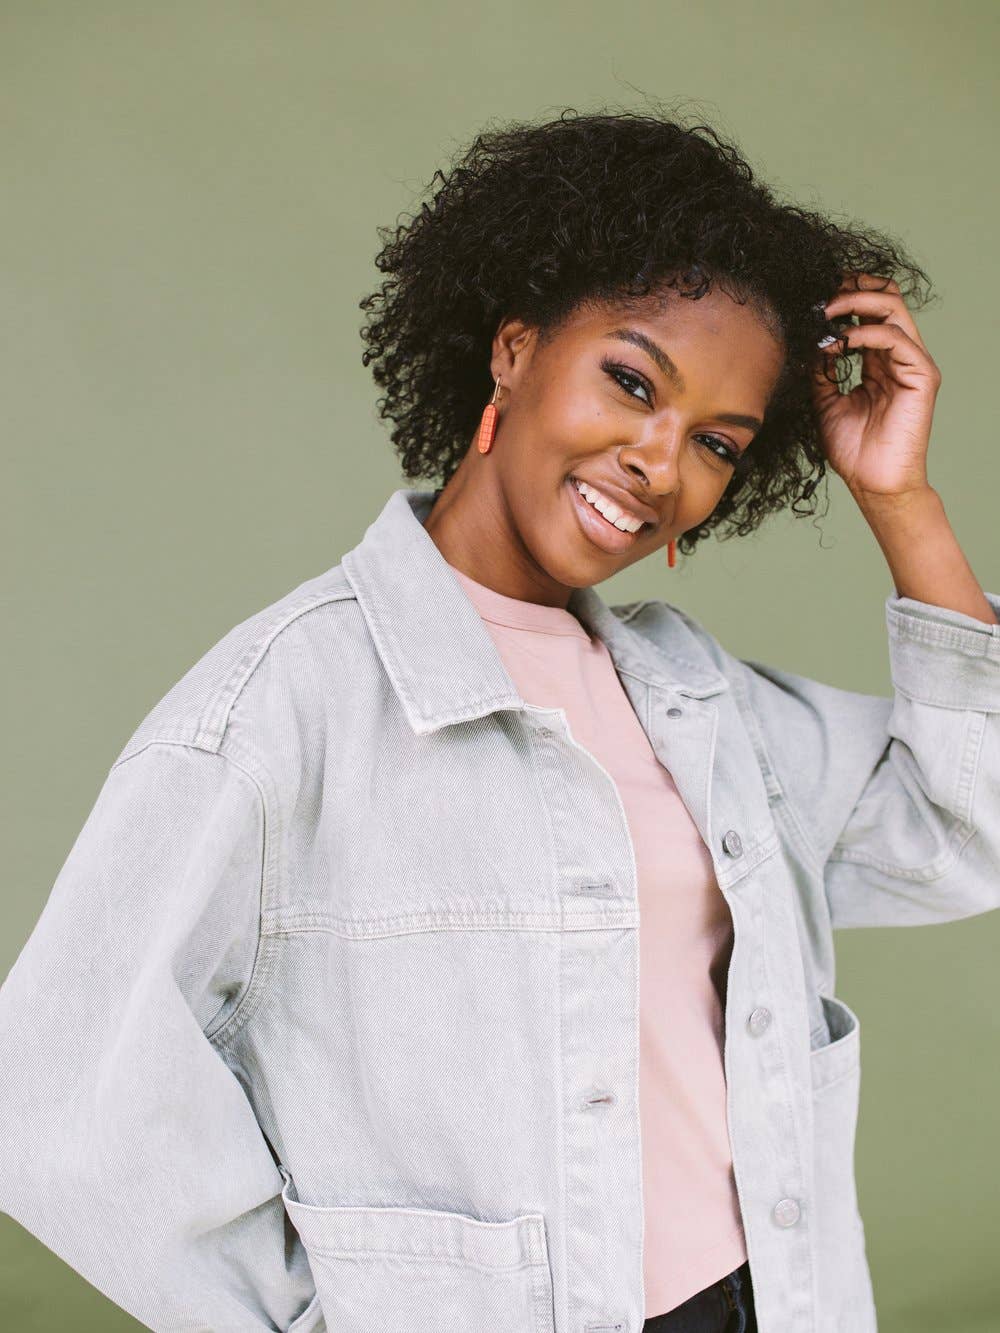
[830,322,939,388]
[835,272,903,300]
[810,339,846,412]
[839,272,901,295]
[825,280,908,321]
[823,289,927,351]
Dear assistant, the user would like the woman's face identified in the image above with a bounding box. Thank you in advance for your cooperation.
[425,286,786,607]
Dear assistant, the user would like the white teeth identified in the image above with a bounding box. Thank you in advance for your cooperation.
[573,478,645,533]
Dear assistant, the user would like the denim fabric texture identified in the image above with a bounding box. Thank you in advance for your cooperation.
[2,485,999,1332]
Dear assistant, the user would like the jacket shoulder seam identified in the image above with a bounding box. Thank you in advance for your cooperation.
[203,586,358,749]
[106,739,275,1047]
[118,584,357,762]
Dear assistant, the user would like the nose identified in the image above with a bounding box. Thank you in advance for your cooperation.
[618,431,683,499]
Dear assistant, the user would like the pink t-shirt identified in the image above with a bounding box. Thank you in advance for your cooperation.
[448,563,747,1317]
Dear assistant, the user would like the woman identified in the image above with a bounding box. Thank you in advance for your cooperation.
[2,107,998,1333]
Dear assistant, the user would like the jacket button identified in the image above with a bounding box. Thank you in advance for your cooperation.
[666,706,683,718]
[722,829,743,857]
[747,1007,772,1036]
[773,1198,801,1227]
[536,726,555,740]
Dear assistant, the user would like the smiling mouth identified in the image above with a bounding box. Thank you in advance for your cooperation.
[567,476,653,533]
[565,475,653,553]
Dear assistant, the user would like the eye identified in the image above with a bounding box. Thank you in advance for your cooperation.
[601,358,743,468]
[694,434,742,467]
[601,358,653,406]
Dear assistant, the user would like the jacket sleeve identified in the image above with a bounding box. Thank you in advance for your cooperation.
[734,589,1000,929]
[0,740,319,1332]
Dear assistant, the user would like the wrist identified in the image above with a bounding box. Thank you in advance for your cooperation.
[848,482,942,523]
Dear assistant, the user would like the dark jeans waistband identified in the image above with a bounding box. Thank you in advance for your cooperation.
[642,1259,757,1333]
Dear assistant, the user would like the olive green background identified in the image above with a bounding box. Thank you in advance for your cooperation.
[3,2,998,1329]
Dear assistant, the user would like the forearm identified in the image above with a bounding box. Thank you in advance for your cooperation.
[851,483,999,626]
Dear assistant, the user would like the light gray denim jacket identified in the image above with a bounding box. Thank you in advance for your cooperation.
[3,486,1000,1333]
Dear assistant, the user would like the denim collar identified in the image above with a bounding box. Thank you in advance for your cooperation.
[342,487,728,736]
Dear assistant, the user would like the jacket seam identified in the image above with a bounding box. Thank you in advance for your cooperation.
[727,664,827,879]
[960,709,987,827]
[208,742,281,1048]
[730,661,982,884]
[827,818,977,879]
[892,679,1000,711]
[827,708,980,877]
[886,608,1000,653]
[516,710,569,1333]
[199,585,358,750]
[109,736,276,1049]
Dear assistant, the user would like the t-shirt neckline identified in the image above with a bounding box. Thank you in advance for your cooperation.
[447,563,592,641]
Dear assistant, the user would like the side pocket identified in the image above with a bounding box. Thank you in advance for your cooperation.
[809,992,863,1231]
[280,1173,556,1333]
[808,994,877,1333]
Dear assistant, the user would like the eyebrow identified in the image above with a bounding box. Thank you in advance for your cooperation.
[603,327,764,435]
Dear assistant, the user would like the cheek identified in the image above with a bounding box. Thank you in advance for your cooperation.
[674,458,734,517]
[530,378,608,447]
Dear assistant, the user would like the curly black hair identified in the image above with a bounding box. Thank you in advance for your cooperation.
[359,99,934,555]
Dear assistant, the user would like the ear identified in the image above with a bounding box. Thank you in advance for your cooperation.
[490,316,537,388]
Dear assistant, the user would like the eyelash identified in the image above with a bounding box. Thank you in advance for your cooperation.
[600,359,743,467]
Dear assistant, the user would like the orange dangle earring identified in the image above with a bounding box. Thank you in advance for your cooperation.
[476,375,502,454]
[666,538,676,568]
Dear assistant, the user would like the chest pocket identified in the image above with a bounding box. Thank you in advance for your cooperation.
[281,1173,556,1333]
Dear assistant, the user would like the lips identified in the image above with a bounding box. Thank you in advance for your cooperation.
[565,476,649,554]
[571,477,659,528]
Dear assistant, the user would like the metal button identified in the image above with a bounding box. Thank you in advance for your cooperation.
[747,1007,772,1036]
[773,1198,801,1227]
[666,706,683,718]
[722,829,744,857]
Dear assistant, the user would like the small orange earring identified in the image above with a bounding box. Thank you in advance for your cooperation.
[476,375,502,454]
[666,539,676,568]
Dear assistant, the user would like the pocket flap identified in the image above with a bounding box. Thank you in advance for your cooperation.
[277,1171,556,1333]
[280,1171,548,1270]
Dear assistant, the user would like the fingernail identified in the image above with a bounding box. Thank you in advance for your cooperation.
[817,333,839,348]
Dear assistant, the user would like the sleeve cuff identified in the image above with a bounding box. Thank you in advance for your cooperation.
[886,589,1000,711]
